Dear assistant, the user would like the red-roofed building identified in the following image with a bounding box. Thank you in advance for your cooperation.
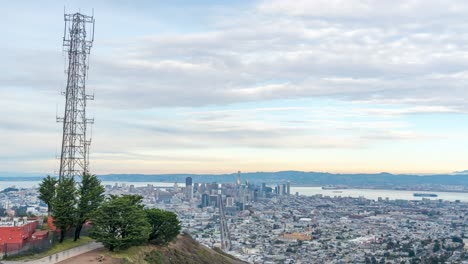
[0,217,39,253]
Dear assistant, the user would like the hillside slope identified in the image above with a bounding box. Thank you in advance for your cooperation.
[141,234,246,264]
[59,234,247,264]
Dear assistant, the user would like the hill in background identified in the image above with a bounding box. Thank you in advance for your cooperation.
[99,171,468,187]
[5,170,468,188]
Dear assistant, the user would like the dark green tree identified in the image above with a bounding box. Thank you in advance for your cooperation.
[38,175,57,216]
[52,176,77,243]
[90,195,150,251]
[74,173,105,241]
[145,208,181,244]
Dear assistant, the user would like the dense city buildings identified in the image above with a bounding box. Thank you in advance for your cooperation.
[1,180,468,263]
[112,180,467,264]
[112,180,468,263]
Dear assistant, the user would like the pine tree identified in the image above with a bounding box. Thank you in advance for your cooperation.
[90,195,150,251]
[74,173,105,241]
[145,208,181,244]
[38,175,57,216]
[52,176,77,243]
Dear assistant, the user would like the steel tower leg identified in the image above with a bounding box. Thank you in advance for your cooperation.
[57,12,95,179]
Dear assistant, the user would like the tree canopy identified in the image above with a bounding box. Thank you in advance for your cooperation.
[146,208,181,245]
[39,175,182,250]
[38,175,57,215]
[89,195,151,251]
[74,173,105,241]
[52,176,77,243]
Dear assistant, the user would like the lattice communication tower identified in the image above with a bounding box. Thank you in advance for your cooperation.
[57,12,95,179]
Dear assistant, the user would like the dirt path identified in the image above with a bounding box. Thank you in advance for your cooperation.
[57,248,121,264]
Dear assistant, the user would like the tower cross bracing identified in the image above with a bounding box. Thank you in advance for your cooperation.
[57,12,95,179]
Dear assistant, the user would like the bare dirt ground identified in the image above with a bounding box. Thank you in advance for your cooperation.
[57,248,122,264]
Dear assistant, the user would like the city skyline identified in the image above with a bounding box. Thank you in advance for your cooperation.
[2,0,468,175]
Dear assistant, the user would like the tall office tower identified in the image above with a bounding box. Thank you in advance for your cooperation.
[236,171,241,186]
[208,183,219,193]
[185,177,193,200]
[253,189,258,202]
[210,195,218,207]
[261,183,267,198]
[279,184,284,196]
[286,181,291,195]
[201,193,210,208]
[239,184,245,203]
[226,197,235,207]
[199,183,206,194]
[186,176,192,186]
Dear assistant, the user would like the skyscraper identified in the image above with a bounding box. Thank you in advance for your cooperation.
[186,177,192,186]
[226,197,235,207]
[185,177,193,200]
[201,193,209,208]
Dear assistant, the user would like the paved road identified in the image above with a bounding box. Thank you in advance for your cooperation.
[1,242,103,264]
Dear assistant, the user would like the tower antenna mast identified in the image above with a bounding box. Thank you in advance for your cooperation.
[57,12,95,179]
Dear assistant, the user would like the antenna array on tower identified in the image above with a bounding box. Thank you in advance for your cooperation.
[57,12,95,179]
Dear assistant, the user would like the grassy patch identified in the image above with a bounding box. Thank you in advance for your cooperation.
[7,236,94,261]
[108,245,153,263]
[92,235,246,264]
[144,250,164,264]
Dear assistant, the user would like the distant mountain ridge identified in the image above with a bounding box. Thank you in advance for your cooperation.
[453,170,468,174]
[3,171,468,187]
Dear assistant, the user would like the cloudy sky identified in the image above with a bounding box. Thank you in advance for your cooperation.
[2,0,468,175]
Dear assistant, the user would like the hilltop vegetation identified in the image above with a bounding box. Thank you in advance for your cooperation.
[108,234,246,264]
[89,195,181,251]
[72,234,246,264]
[141,234,246,264]
[38,175,180,250]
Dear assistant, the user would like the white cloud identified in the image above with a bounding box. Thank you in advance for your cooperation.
[5,3,468,110]
[257,0,468,20]
[2,1,468,174]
